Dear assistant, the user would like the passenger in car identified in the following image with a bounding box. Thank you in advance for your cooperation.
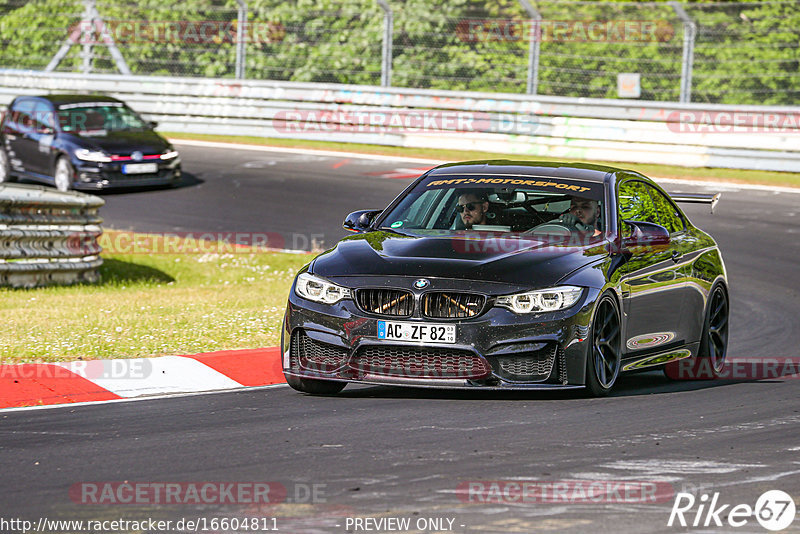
[456,191,489,229]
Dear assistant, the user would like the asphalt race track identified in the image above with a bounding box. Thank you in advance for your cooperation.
[2,143,799,533]
[95,142,427,250]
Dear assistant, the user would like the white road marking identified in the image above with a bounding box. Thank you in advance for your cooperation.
[171,138,440,164]
[171,138,800,193]
[0,383,288,414]
[601,459,764,475]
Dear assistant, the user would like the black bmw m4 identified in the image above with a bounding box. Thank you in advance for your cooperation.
[282,161,729,396]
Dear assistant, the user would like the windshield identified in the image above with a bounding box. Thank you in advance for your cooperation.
[57,103,149,135]
[379,174,606,240]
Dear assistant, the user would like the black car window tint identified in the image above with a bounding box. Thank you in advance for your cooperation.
[644,185,686,235]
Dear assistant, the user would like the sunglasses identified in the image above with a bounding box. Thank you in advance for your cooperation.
[456,202,479,213]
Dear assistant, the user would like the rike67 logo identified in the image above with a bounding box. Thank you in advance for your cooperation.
[669,490,796,531]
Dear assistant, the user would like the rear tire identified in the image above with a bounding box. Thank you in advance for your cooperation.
[665,284,729,380]
[285,373,346,395]
[54,156,75,192]
[585,293,622,397]
[0,146,16,183]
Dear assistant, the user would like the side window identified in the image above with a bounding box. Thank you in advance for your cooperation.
[33,102,56,133]
[618,181,660,235]
[647,187,685,234]
[10,99,35,130]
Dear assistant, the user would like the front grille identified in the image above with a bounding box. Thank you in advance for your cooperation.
[351,346,491,379]
[356,289,413,317]
[422,291,486,318]
[490,343,557,382]
[291,331,349,372]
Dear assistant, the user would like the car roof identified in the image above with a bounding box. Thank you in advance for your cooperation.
[427,160,631,183]
[28,94,125,107]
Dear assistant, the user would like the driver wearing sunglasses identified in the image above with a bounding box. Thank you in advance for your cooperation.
[456,192,489,229]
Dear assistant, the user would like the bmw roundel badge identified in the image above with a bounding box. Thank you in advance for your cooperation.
[414,279,430,289]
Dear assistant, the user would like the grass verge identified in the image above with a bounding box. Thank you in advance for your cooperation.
[165,132,800,189]
[0,231,310,364]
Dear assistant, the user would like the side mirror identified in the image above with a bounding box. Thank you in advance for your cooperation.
[343,209,382,233]
[621,220,671,250]
[148,120,159,129]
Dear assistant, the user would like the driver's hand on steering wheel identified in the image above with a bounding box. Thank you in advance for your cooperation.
[558,213,579,226]
[559,212,595,233]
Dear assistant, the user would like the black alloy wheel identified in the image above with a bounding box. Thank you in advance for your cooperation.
[696,284,730,378]
[664,283,729,380]
[586,293,622,397]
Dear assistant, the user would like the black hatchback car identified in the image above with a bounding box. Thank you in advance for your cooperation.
[0,94,181,191]
[282,161,728,397]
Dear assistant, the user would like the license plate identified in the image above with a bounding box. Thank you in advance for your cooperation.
[377,321,456,344]
[122,163,158,174]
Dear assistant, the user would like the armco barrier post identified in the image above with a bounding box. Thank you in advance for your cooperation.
[236,0,248,80]
[0,184,105,288]
[518,0,541,95]
[671,1,696,104]
[376,0,393,87]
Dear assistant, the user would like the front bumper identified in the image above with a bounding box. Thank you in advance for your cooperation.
[71,157,181,190]
[282,278,600,390]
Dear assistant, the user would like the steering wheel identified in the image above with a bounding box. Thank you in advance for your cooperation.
[520,202,550,225]
[524,218,577,237]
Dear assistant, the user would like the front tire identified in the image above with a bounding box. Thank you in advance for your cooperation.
[585,293,622,397]
[54,156,75,192]
[0,146,16,183]
[285,373,346,395]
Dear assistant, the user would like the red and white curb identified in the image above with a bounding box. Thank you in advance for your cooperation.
[0,347,285,410]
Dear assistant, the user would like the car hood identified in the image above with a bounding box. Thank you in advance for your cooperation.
[68,129,170,154]
[311,231,608,288]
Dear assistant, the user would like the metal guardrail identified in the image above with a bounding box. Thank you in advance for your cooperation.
[0,183,104,288]
[1,70,799,172]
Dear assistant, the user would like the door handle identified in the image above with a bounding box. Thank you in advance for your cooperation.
[671,250,682,263]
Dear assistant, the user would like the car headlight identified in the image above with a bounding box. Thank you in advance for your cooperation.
[295,273,351,304]
[74,149,112,163]
[160,150,179,160]
[495,286,583,313]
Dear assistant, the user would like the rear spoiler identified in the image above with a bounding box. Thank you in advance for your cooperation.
[668,192,721,214]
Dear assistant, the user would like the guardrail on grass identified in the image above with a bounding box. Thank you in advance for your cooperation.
[1,70,799,172]
[0,183,104,288]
